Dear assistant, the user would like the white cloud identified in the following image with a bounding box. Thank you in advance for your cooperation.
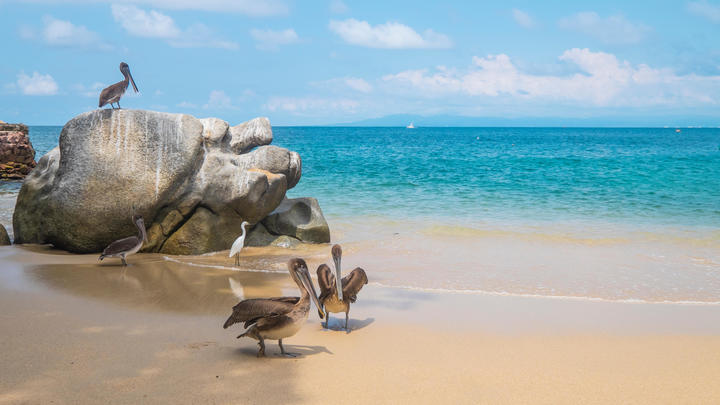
[250,28,300,50]
[329,0,348,14]
[688,0,720,22]
[512,9,535,28]
[382,48,720,107]
[344,77,372,93]
[329,19,452,49]
[265,97,359,114]
[17,72,59,95]
[203,90,233,109]
[112,4,180,38]
[19,16,112,50]
[112,4,238,49]
[7,0,287,16]
[558,12,650,44]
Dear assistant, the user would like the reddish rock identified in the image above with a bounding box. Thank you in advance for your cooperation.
[0,123,36,179]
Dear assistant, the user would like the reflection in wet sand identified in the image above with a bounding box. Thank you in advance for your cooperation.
[27,252,307,315]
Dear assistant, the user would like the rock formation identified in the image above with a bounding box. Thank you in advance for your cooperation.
[0,123,36,179]
[0,225,10,245]
[245,197,330,247]
[13,109,328,254]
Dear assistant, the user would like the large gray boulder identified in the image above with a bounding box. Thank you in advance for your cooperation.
[13,109,302,254]
[261,197,330,243]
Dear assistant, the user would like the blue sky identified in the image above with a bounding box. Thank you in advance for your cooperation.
[1,0,719,125]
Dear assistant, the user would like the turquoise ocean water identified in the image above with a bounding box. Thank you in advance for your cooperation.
[3,126,719,228]
[276,127,720,228]
[2,125,719,303]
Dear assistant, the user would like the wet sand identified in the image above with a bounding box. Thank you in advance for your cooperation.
[2,245,720,404]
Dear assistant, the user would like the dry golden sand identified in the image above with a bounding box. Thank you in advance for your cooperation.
[1,245,720,404]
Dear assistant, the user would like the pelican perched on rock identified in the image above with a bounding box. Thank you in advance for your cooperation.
[223,258,324,357]
[98,62,139,109]
[99,215,147,266]
[317,244,368,332]
[229,221,249,266]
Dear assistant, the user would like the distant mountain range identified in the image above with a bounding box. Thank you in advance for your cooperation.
[329,114,719,128]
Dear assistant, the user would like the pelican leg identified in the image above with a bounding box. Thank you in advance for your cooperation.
[345,310,350,332]
[257,336,266,357]
[278,339,297,357]
[324,312,330,329]
[117,100,121,109]
[121,254,127,266]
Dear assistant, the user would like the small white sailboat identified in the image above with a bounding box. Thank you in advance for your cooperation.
[406,122,415,129]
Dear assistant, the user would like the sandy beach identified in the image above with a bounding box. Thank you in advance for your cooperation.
[2,244,720,404]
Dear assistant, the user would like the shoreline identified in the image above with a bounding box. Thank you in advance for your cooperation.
[2,245,720,403]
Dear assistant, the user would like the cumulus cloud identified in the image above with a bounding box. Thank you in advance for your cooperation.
[250,28,300,50]
[382,48,720,107]
[112,4,238,49]
[19,16,112,50]
[558,12,650,44]
[112,4,180,38]
[16,72,59,95]
[7,0,287,16]
[512,9,535,28]
[329,19,452,49]
[688,0,720,22]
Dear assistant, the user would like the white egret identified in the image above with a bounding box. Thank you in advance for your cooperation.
[229,221,250,266]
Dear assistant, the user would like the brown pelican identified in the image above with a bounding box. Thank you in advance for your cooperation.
[229,221,250,266]
[98,62,139,109]
[98,215,147,266]
[223,258,325,357]
[317,244,368,332]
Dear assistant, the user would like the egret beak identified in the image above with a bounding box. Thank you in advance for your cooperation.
[299,265,324,319]
[333,252,344,301]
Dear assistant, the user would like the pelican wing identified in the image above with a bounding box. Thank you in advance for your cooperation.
[316,264,336,303]
[222,297,297,329]
[341,267,368,303]
[101,236,140,256]
[98,81,126,107]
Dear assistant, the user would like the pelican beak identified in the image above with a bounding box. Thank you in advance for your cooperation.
[299,264,324,319]
[333,253,344,301]
[127,68,139,93]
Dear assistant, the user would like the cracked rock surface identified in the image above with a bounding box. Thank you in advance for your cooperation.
[13,109,304,254]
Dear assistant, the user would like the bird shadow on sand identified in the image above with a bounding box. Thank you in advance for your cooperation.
[234,343,333,359]
[319,317,375,333]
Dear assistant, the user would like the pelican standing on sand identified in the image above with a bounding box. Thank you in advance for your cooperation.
[98,62,139,109]
[99,215,147,266]
[317,244,368,332]
[223,258,325,357]
[229,221,249,266]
